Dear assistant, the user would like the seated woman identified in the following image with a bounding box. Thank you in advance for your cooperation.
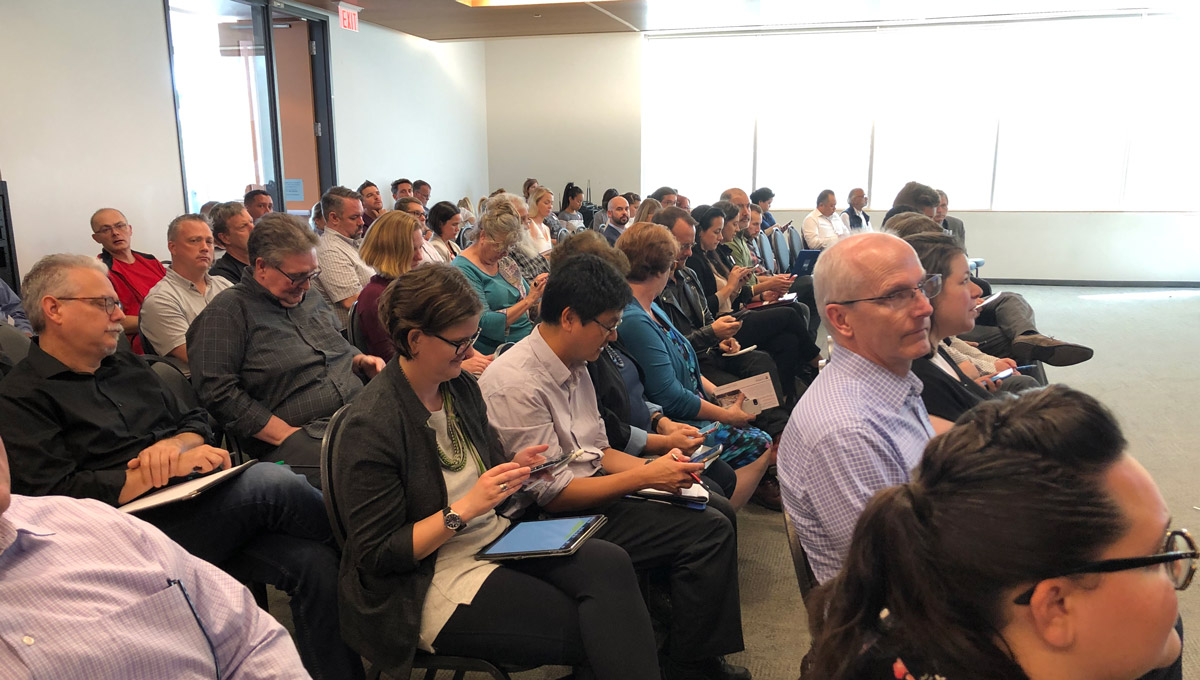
[425,201,464,264]
[614,222,777,510]
[358,210,424,359]
[557,182,586,231]
[452,199,548,354]
[903,232,1039,433]
[807,385,1187,680]
[633,197,662,225]
[333,264,660,679]
[526,187,558,251]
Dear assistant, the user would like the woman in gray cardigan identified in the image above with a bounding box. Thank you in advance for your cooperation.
[332,264,660,679]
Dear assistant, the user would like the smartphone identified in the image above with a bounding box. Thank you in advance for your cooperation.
[697,422,719,437]
[988,368,1014,382]
[690,444,723,466]
[781,220,794,229]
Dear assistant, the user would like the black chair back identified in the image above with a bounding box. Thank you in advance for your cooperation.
[320,403,354,548]
[347,301,369,354]
[0,322,31,365]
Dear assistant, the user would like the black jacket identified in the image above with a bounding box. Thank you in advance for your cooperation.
[657,265,719,353]
[685,245,752,315]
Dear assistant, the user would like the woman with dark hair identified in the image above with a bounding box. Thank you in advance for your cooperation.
[807,385,1187,680]
[749,187,776,229]
[623,192,641,218]
[558,182,585,231]
[903,232,1039,432]
[426,201,464,264]
[333,264,660,680]
[615,222,776,510]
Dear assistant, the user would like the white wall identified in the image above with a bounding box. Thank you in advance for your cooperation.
[484,34,642,203]
[0,0,185,267]
[770,210,1200,283]
[325,17,490,206]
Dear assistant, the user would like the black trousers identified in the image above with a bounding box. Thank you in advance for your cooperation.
[734,303,821,403]
[589,495,744,661]
[433,539,660,680]
[787,275,822,336]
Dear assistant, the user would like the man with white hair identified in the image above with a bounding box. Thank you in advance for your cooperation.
[777,232,937,583]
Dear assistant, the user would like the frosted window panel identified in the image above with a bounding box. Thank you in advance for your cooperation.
[754,31,874,211]
[870,24,1002,210]
[642,36,755,202]
[991,19,1136,211]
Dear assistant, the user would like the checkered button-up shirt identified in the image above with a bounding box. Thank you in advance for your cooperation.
[777,343,933,583]
[314,230,374,327]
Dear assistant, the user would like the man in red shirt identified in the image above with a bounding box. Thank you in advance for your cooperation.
[90,208,166,353]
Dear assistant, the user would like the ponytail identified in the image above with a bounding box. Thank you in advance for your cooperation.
[561,182,582,212]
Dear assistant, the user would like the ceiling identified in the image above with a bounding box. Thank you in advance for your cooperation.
[304,0,1174,41]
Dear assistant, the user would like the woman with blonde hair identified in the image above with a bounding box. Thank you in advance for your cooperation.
[633,197,661,224]
[357,211,425,360]
[525,186,557,252]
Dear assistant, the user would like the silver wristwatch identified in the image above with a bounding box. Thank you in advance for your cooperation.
[442,507,466,532]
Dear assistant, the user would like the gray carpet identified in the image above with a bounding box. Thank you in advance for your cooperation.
[270,285,1200,679]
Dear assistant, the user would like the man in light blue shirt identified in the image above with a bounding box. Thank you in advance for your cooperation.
[778,232,938,584]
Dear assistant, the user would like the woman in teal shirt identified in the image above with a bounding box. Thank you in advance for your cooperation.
[452,197,549,354]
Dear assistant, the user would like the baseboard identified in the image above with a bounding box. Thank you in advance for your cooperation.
[987,279,1200,288]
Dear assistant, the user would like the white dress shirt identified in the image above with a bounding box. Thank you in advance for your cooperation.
[802,209,850,250]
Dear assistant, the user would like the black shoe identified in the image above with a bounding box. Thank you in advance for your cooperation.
[750,476,783,512]
[1010,333,1093,367]
[664,657,752,680]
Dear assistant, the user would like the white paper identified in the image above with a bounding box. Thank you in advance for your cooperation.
[634,484,710,502]
[713,372,779,415]
[120,460,257,514]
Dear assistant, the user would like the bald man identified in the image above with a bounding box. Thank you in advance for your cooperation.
[90,208,167,352]
[777,233,937,584]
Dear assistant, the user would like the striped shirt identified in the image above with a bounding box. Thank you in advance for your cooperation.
[777,343,932,583]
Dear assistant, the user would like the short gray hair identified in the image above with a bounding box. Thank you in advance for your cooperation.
[209,201,248,246]
[167,213,210,243]
[22,254,109,333]
[479,195,524,250]
[248,213,319,267]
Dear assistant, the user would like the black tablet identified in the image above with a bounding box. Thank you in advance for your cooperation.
[476,515,607,561]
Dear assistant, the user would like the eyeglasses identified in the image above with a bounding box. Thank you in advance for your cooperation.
[1013,529,1198,605]
[273,264,321,285]
[431,328,482,356]
[590,316,622,336]
[831,273,942,309]
[58,296,123,314]
[94,222,131,236]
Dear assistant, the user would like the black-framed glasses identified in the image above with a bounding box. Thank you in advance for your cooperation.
[589,316,622,336]
[431,328,482,356]
[1013,529,1198,605]
[831,273,942,309]
[273,264,321,285]
[58,296,123,314]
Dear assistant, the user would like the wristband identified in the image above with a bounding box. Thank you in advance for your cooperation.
[650,413,665,433]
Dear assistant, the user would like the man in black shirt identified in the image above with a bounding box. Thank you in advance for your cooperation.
[0,253,364,680]
[209,201,255,284]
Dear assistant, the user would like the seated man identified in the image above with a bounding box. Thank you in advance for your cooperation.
[188,214,383,486]
[140,214,232,362]
[0,254,363,679]
[0,434,311,678]
[777,232,935,584]
[312,185,372,328]
[91,207,166,352]
[209,201,256,284]
[357,180,387,231]
[801,189,850,251]
[479,253,748,680]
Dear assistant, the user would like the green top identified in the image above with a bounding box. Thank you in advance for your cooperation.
[451,255,533,354]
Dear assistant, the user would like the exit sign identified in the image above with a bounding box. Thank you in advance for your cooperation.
[338,2,360,32]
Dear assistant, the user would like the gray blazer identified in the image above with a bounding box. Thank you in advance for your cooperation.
[943,215,966,253]
[333,360,510,676]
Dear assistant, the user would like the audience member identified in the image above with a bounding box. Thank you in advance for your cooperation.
[413,179,432,207]
[777,232,935,583]
[558,182,586,230]
[615,222,777,509]
[602,195,632,245]
[0,435,313,678]
[396,196,438,263]
[90,207,167,353]
[452,199,547,354]
[623,191,642,217]
[839,187,872,232]
[882,204,918,228]
[426,200,464,263]
[749,187,776,229]
[188,213,384,486]
[891,180,940,218]
[0,278,32,335]
[358,180,387,231]
[243,189,273,221]
[677,194,691,211]
[309,200,325,235]
[720,187,793,293]
[526,187,557,252]
[140,214,232,362]
[0,253,361,678]
[479,252,750,680]
[648,186,679,208]
[497,193,551,284]
[522,177,540,200]
[744,204,770,270]
[806,386,1185,680]
[313,186,372,327]
[209,201,255,284]
[802,189,850,250]
[935,188,966,251]
[633,197,662,224]
[333,264,660,679]
[391,177,414,205]
[357,210,425,359]
[199,199,220,218]
[592,188,620,231]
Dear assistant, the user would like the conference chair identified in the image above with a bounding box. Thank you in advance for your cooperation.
[781,511,818,609]
[784,223,806,263]
[347,301,369,353]
[754,231,777,274]
[320,404,526,680]
[771,228,793,275]
[0,322,31,364]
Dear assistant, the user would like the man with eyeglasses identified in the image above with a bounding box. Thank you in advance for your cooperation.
[777,232,938,585]
[90,207,167,353]
[413,179,432,207]
[313,186,373,328]
[0,253,364,679]
[396,196,439,264]
[188,213,385,488]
